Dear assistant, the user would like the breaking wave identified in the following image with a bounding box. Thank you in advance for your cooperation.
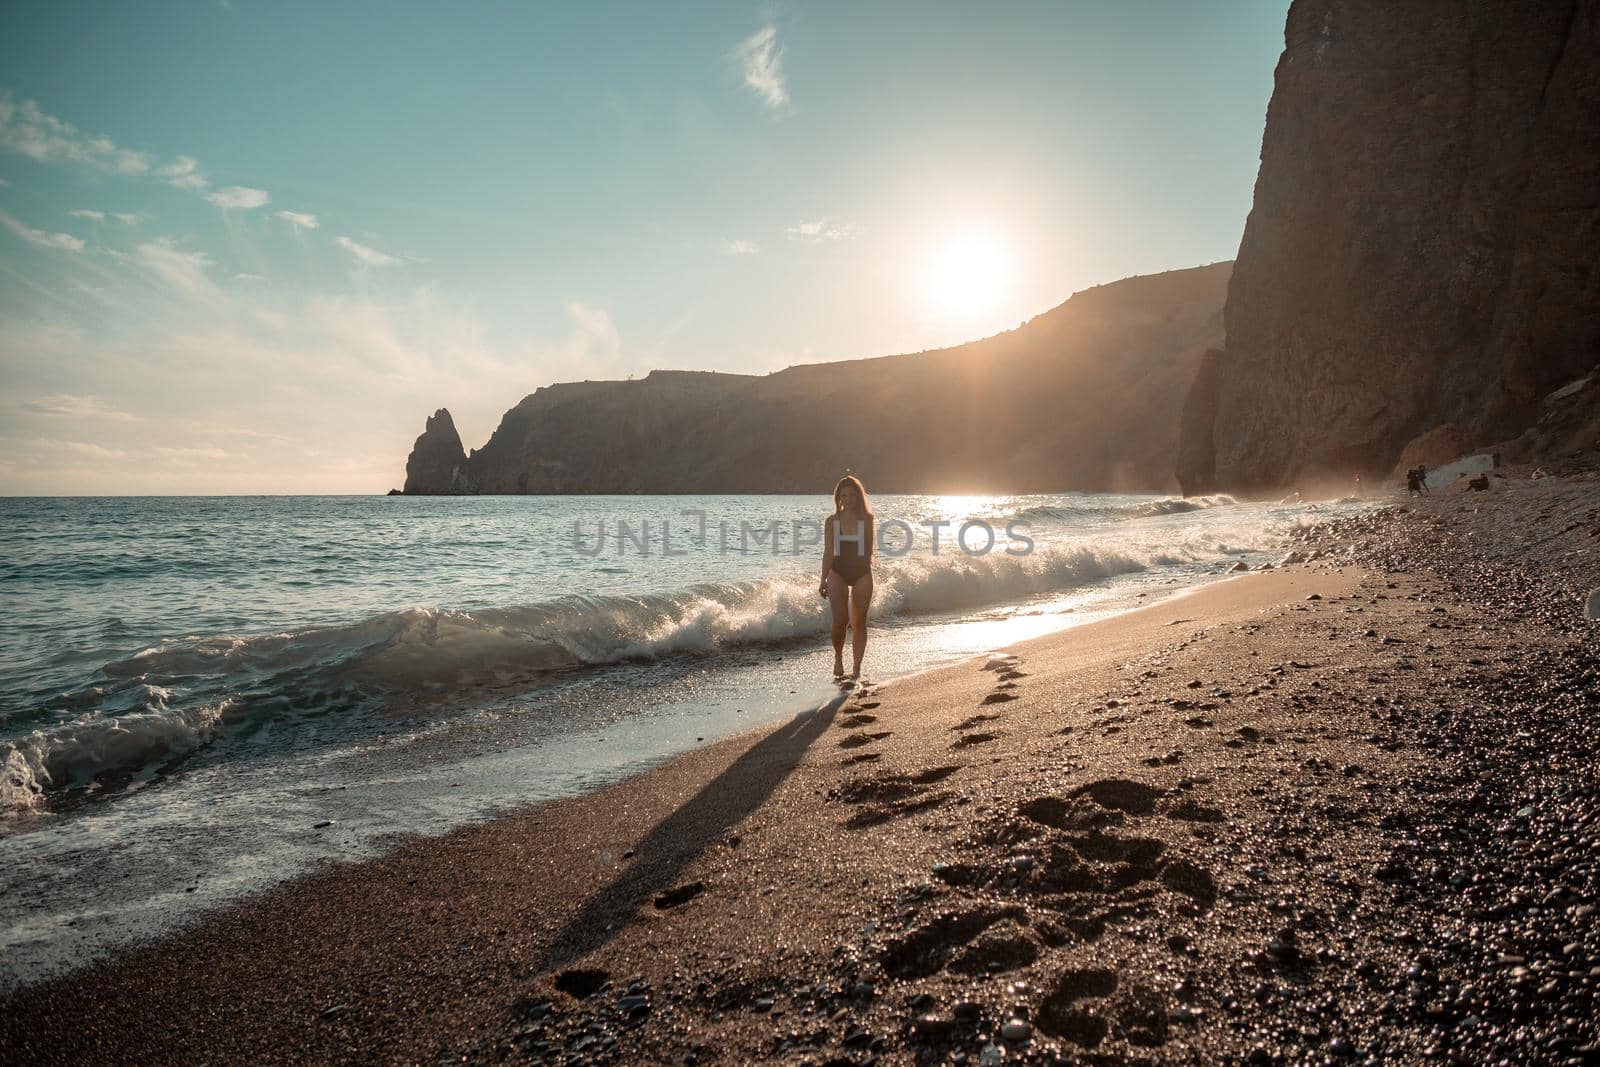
[1007,494,1238,523]
[0,518,1262,816]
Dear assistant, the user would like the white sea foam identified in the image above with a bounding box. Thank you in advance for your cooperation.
[1,696,233,816]
[0,497,1317,816]
[1005,493,1238,523]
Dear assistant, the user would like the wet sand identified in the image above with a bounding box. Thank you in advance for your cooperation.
[2,473,1596,1065]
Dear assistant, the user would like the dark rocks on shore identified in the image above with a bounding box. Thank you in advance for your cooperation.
[652,882,705,910]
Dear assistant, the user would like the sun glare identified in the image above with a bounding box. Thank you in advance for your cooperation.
[923,228,1012,320]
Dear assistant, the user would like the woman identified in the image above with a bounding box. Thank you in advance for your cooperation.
[819,475,874,679]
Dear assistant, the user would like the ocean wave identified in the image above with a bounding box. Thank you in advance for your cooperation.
[1,693,234,816]
[0,529,1242,816]
[1007,494,1237,523]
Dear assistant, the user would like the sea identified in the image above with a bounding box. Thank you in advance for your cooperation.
[0,491,1366,987]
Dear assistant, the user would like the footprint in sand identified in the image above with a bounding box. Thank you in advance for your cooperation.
[554,968,610,999]
[838,731,892,749]
[1070,778,1163,815]
[881,905,1031,979]
[953,713,1001,731]
[982,691,1019,705]
[855,700,882,710]
[838,713,879,728]
[1162,796,1225,822]
[842,752,881,765]
[877,778,1220,1028]
[1035,968,1121,1047]
[837,765,962,828]
[952,732,999,748]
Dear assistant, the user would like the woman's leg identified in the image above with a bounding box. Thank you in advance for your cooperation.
[848,573,873,677]
[827,571,849,676]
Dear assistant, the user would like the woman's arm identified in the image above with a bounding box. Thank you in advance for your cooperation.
[819,514,835,595]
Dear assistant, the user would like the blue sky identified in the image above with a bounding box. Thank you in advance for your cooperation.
[0,1,1288,493]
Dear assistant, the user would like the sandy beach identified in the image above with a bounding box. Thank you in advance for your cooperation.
[3,473,1596,1066]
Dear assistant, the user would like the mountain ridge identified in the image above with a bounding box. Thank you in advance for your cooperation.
[399,261,1232,495]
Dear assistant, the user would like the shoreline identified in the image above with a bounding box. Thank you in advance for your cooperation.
[0,565,1285,988]
[0,496,1323,988]
[3,474,1596,1064]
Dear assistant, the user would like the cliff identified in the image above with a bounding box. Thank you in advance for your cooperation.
[402,409,473,495]
[400,262,1231,495]
[1179,0,1600,493]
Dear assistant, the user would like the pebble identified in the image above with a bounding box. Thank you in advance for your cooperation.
[1000,1019,1031,1041]
[841,1027,872,1047]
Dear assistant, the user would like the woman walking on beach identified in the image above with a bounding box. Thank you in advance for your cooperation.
[820,475,874,680]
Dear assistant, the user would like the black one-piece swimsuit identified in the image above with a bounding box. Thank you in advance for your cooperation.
[830,520,871,584]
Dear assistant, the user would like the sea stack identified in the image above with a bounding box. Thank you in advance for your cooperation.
[402,408,474,495]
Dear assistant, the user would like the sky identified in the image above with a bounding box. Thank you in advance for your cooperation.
[0,1,1289,494]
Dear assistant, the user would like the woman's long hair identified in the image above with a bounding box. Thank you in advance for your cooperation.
[833,474,872,516]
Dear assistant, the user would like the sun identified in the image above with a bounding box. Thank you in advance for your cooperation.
[923,228,1012,320]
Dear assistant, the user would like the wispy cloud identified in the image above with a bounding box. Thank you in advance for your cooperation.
[67,209,106,221]
[722,238,760,256]
[154,444,232,462]
[0,275,633,493]
[336,235,402,267]
[0,208,86,252]
[112,212,150,225]
[276,210,318,230]
[0,93,153,174]
[157,154,208,190]
[205,185,269,210]
[785,218,856,243]
[17,394,140,421]
[733,26,789,111]
[135,239,219,300]
[52,440,134,461]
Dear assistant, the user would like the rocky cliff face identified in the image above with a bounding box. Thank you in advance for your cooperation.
[1179,0,1600,493]
[402,408,473,495]
[401,262,1231,494]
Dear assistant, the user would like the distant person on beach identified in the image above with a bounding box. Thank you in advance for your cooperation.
[1406,468,1423,495]
[820,475,874,680]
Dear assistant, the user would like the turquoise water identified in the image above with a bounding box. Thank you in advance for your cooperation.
[0,491,1358,985]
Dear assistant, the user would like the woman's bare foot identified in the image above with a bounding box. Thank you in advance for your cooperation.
[833,658,845,679]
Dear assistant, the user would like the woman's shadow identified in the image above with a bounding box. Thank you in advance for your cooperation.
[537,693,847,975]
